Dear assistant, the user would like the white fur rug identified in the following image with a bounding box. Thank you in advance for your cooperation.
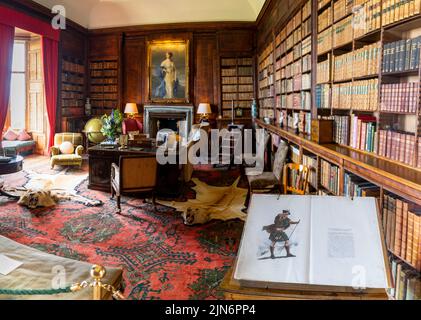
[158,177,248,223]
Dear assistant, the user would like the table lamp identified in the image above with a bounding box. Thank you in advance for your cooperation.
[197,103,212,123]
[124,103,139,118]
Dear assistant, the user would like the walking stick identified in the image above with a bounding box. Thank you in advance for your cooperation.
[278,222,299,256]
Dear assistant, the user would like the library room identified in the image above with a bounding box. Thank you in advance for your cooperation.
[0,0,419,306]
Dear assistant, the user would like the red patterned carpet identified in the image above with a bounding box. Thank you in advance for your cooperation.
[0,156,245,300]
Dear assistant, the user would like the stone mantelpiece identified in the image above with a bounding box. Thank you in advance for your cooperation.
[143,105,194,138]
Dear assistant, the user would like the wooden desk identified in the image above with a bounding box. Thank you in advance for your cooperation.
[88,145,181,197]
[220,267,389,300]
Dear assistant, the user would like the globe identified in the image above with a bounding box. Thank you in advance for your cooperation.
[84,118,105,144]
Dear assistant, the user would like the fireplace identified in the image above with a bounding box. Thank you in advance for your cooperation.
[143,105,194,138]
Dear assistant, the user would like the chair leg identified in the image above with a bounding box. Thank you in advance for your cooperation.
[152,192,157,212]
[245,185,251,209]
[116,195,121,214]
[110,185,115,199]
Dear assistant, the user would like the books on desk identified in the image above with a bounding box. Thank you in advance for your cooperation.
[234,195,391,293]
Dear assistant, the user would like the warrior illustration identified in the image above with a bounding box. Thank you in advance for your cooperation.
[262,210,300,258]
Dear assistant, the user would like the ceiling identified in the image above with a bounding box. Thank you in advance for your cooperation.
[33,0,266,30]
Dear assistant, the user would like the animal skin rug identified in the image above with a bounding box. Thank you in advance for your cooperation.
[158,177,248,225]
[9,169,102,208]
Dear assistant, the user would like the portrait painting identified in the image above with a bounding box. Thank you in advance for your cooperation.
[147,40,190,103]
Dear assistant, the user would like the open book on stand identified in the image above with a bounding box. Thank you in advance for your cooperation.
[234,195,392,294]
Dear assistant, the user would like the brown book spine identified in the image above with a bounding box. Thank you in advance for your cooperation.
[394,199,403,255]
[406,211,414,263]
[401,201,408,260]
[412,213,420,270]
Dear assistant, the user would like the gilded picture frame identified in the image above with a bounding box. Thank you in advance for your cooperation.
[147,40,190,103]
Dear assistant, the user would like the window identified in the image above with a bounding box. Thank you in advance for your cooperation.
[10,41,27,130]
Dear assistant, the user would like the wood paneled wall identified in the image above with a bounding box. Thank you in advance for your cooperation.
[88,24,255,121]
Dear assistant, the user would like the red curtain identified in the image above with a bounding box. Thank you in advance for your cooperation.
[0,23,15,143]
[42,37,59,148]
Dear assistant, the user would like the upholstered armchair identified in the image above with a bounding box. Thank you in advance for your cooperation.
[122,117,143,135]
[50,133,84,169]
[111,155,158,213]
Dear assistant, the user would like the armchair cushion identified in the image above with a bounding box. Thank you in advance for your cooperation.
[51,146,60,156]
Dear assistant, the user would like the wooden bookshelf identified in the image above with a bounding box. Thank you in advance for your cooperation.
[61,57,86,118]
[89,58,120,116]
[220,57,254,119]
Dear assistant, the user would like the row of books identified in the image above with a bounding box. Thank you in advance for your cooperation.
[382,36,421,73]
[331,79,378,110]
[62,73,84,85]
[221,57,253,66]
[298,111,312,134]
[333,42,380,81]
[343,172,380,197]
[334,0,354,22]
[90,93,118,100]
[382,0,421,26]
[378,130,416,166]
[349,114,377,152]
[90,77,117,85]
[315,84,331,109]
[380,82,420,113]
[353,0,381,38]
[332,15,353,48]
[258,43,273,65]
[333,115,350,145]
[302,0,312,20]
[389,257,420,300]
[90,70,118,78]
[318,6,332,32]
[61,99,84,107]
[221,68,237,77]
[90,61,118,70]
[320,159,340,195]
[278,92,312,110]
[62,84,84,92]
[302,154,318,187]
[90,85,118,93]
[279,75,312,93]
[222,85,254,93]
[382,194,420,271]
[62,60,84,74]
[317,55,331,83]
[62,92,84,100]
[418,137,421,168]
[290,145,301,164]
[317,26,332,54]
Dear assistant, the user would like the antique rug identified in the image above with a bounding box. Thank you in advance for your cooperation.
[0,157,245,300]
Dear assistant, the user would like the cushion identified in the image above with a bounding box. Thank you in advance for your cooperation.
[59,141,74,155]
[3,129,18,141]
[247,172,279,189]
[17,129,32,141]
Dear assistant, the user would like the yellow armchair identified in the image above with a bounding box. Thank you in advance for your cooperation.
[50,133,84,169]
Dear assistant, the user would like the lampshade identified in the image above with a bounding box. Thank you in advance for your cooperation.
[124,103,138,115]
[197,103,212,115]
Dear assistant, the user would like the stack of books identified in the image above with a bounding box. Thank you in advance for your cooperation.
[382,36,421,73]
[343,173,380,197]
[317,55,331,83]
[382,0,421,26]
[302,154,318,188]
[382,194,421,273]
[333,115,349,145]
[315,84,330,109]
[377,130,416,166]
[389,257,420,300]
[320,159,340,195]
[349,114,377,153]
[380,82,420,113]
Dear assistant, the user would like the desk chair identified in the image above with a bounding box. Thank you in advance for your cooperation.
[111,155,158,213]
[283,163,309,195]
